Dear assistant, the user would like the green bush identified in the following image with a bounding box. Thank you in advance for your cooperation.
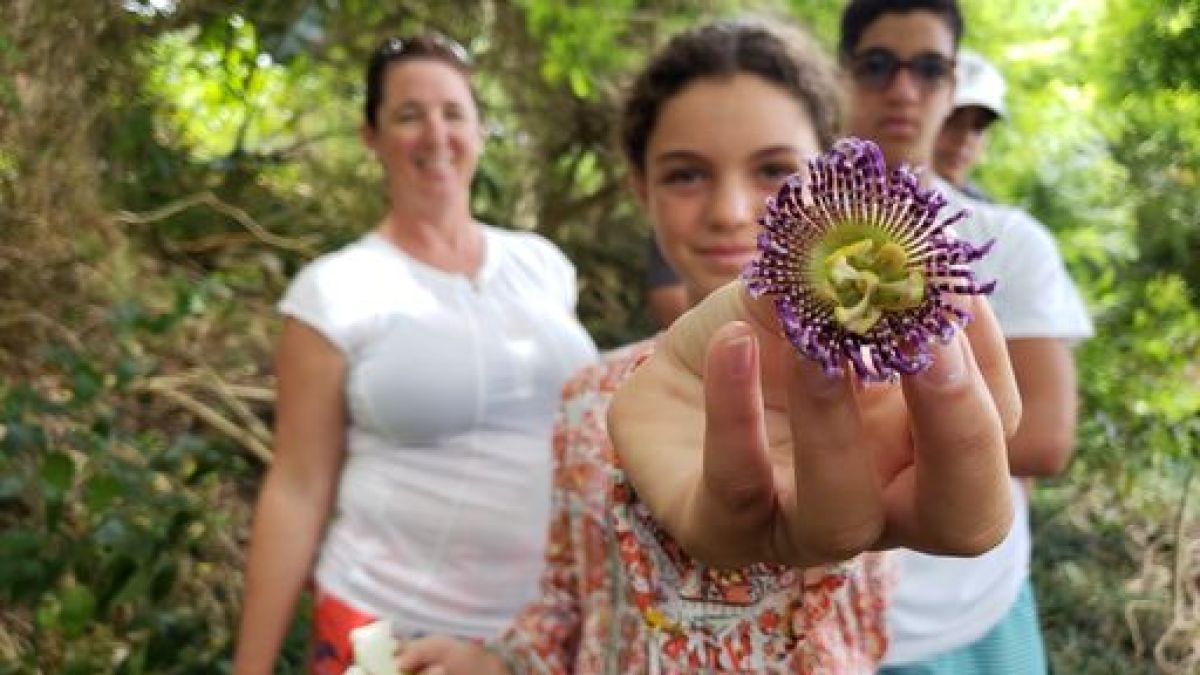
[0,285,313,672]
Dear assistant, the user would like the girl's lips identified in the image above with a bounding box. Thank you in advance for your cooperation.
[698,247,758,270]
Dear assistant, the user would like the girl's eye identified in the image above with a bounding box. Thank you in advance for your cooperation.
[758,162,799,183]
[661,167,706,186]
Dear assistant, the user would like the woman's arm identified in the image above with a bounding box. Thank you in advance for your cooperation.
[233,319,349,675]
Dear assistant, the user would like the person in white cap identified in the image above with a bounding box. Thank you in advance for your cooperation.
[933,50,1007,201]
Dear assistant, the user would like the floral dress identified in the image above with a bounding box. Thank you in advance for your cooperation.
[492,340,891,674]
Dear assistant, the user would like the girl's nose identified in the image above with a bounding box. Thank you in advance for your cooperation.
[708,177,756,231]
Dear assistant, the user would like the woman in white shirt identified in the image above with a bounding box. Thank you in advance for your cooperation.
[232,33,596,675]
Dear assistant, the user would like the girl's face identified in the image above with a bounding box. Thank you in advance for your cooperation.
[362,59,482,208]
[634,73,821,306]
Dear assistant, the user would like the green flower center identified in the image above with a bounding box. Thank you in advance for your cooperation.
[810,226,925,335]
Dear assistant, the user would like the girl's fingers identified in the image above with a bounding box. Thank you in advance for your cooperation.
[783,355,884,565]
[687,321,775,566]
[900,333,1013,555]
[962,295,1022,438]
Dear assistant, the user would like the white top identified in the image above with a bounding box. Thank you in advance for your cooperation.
[279,225,597,639]
[883,180,1094,665]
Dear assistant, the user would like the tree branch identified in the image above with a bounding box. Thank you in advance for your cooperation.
[114,191,318,255]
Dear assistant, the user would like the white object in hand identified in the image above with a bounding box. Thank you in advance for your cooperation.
[346,620,401,675]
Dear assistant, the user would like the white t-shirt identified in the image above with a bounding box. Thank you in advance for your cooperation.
[279,225,597,639]
[883,181,1094,665]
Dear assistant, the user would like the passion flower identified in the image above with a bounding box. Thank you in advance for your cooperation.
[742,137,995,382]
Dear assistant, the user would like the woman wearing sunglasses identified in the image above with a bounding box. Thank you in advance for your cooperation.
[232,33,597,675]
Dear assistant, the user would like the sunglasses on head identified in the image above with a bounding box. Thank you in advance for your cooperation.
[376,32,472,67]
[849,49,954,92]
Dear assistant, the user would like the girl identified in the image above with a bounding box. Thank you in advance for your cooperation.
[398,18,1017,673]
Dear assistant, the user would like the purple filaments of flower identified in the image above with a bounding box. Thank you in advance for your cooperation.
[741,137,996,383]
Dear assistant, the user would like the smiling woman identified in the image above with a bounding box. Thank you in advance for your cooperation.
[362,36,481,244]
[231,31,597,675]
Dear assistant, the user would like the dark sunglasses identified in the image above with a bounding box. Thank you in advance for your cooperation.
[376,32,472,67]
[849,49,955,92]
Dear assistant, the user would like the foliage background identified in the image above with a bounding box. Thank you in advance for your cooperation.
[0,0,1196,672]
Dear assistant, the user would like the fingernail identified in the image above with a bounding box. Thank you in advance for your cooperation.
[727,332,755,380]
[920,337,966,386]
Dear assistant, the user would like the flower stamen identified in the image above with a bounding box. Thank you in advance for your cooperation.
[743,137,995,381]
[815,234,926,335]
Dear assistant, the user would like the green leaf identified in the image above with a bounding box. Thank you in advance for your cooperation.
[35,593,60,630]
[567,69,590,99]
[59,585,97,637]
[70,360,104,405]
[150,561,177,601]
[84,473,123,512]
[115,354,143,388]
[108,567,153,608]
[40,452,75,495]
[95,555,137,610]
[0,529,40,557]
[0,530,48,600]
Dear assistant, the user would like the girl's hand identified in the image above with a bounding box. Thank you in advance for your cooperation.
[608,280,1020,568]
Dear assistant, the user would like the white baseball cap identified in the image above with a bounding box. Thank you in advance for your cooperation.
[954,50,1007,120]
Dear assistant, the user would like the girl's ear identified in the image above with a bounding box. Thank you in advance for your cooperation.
[628,169,649,208]
[360,123,377,154]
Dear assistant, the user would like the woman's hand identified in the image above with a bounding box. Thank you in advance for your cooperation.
[395,636,508,675]
[607,280,1021,569]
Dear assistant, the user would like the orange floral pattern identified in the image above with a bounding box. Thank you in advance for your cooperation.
[494,340,890,673]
